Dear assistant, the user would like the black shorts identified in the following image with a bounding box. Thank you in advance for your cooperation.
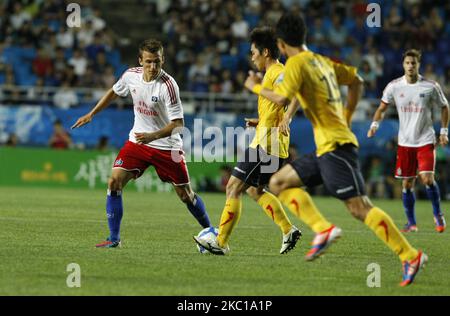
[289,144,366,200]
[232,146,286,188]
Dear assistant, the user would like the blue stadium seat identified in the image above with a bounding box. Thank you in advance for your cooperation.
[220,55,238,73]
[106,50,121,69]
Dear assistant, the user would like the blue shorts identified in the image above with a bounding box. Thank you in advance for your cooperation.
[289,144,366,200]
[232,146,286,188]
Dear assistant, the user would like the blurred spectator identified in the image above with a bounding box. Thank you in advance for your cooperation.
[55,26,74,49]
[5,133,18,147]
[9,3,31,30]
[328,14,348,48]
[101,65,117,89]
[443,66,450,96]
[49,119,72,149]
[96,135,111,152]
[27,77,48,103]
[423,63,442,83]
[359,60,377,98]
[188,54,210,92]
[365,156,385,198]
[32,48,53,78]
[53,81,78,109]
[231,13,249,39]
[221,70,234,93]
[53,47,67,74]
[68,49,88,77]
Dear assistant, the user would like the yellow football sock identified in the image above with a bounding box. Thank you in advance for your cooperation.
[257,192,292,234]
[217,198,242,247]
[279,188,332,233]
[365,207,418,262]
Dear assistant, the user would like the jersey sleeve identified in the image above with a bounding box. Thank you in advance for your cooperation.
[112,71,130,97]
[274,58,302,100]
[331,60,357,85]
[432,82,449,108]
[381,82,395,104]
[162,78,184,120]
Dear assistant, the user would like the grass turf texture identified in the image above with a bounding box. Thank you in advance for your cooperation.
[1,186,449,295]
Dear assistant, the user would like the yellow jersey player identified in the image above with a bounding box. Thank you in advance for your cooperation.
[245,13,427,287]
[194,27,301,255]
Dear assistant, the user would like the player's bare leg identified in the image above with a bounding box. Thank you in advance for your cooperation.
[96,169,135,248]
[419,172,446,232]
[345,195,427,286]
[269,164,337,260]
[173,183,211,228]
[246,185,301,254]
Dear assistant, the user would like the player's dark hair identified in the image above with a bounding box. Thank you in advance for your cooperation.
[249,27,280,59]
[275,12,307,47]
[403,49,421,62]
[139,39,164,58]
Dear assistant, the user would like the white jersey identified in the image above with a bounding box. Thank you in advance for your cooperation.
[113,67,183,150]
[381,75,449,147]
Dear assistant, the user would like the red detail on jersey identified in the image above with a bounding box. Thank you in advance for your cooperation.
[290,199,300,216]
[266,205,275,220]
[378,220,389,242]
[220,211,235,227]
[161,74,177,105]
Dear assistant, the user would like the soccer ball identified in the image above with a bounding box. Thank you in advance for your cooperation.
[196,226,219,254]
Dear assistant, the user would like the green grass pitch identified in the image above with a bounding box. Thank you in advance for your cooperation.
[1,186,449,295]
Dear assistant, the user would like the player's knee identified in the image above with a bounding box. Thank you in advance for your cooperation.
[345,196,372,222]
[177,191,192,204]
[420,174,434,186]
[402,179,414,190]
[246,187,262,201]
[226,180,244,199]
[108,176,122,191]
[268,175,284,196]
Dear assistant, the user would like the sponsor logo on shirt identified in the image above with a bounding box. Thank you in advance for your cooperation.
[397,168,402,175]
[151,96,158,102]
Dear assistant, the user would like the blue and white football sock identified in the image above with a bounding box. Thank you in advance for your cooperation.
[106,189,123,242]
[425,182,443,217]
[186,194,211,228]
[402,188,416,226]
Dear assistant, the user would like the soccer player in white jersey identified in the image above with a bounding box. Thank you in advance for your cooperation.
[72,39,211,247]
[368,49,449,233]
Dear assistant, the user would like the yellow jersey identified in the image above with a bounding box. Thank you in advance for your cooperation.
[274,50,358,156]
[250,62,289,158]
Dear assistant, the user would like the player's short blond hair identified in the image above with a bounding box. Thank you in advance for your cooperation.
[403,49,421,62]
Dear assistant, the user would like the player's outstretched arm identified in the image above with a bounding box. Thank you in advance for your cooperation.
[71,88,118,129]
[244,71,290,107]
[367,101,388,138]
[345,74,364,127]
[135,119,184,144]
[439,105,449,146]
[279,98,300,136]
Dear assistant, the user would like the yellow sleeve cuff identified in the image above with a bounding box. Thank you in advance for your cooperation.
[252,84,262,95]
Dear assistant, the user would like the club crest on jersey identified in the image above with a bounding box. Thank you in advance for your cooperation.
[151,96,158,102]
[400,93,404,98]
[275,74,284,84]
[115,158,123,166]
[132,89,136,94]
[420,93,425,98]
